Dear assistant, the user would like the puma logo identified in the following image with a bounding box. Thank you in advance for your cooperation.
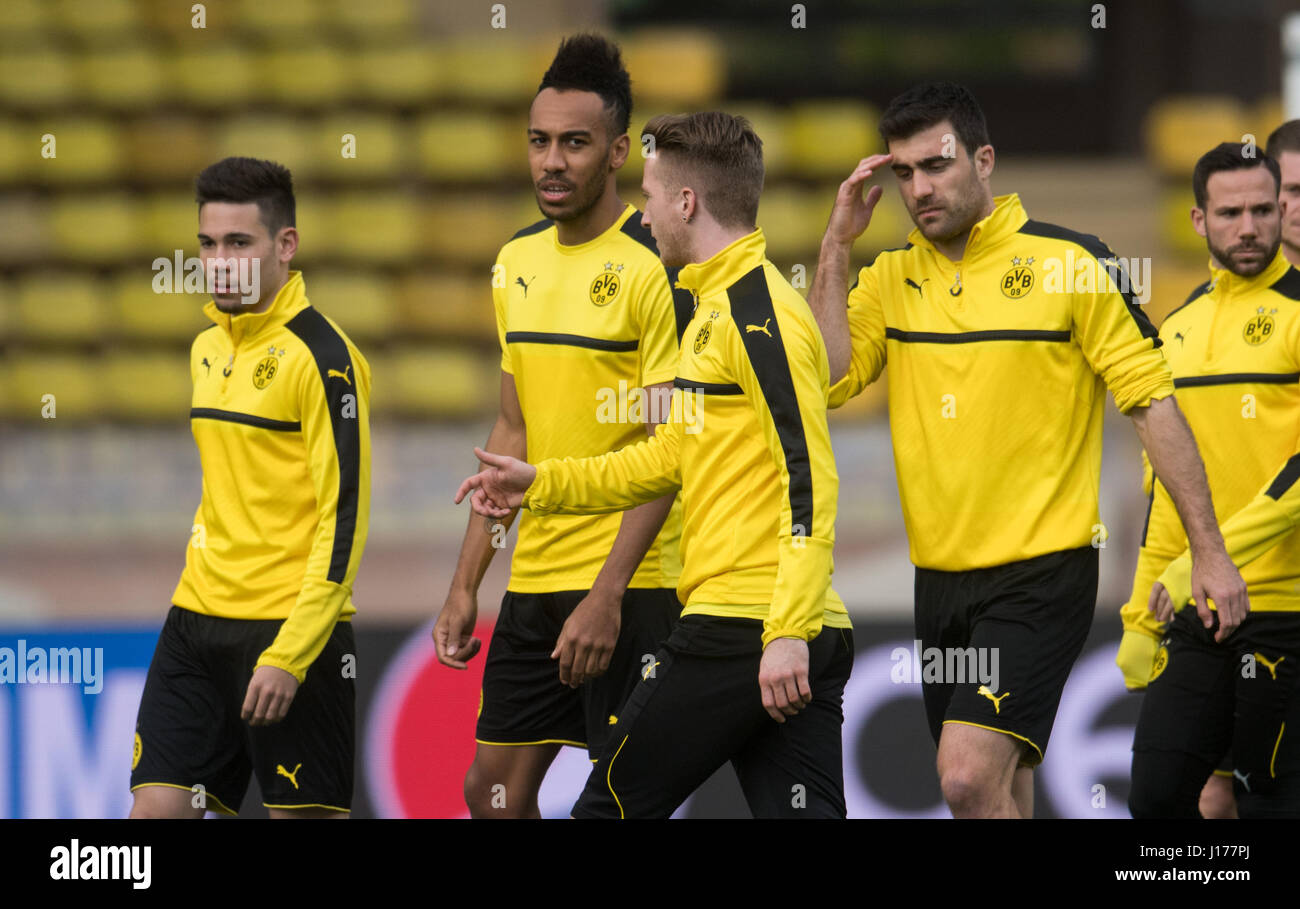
[277,763,302,790]
[903,277,929,297]
[745,318,772,337]
[1234,768,1251,792]
[201,357,212,376]
[1255,653,1285,680]
[327,365,352,386]
[1174,329,1190,346]
[516,275,535,297]
[607,715,618,725]
[977,685,1011,714]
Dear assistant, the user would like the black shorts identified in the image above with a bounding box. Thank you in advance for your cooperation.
[571,615,855,819]
[475,587,680,758]
[1131,608,1300,818]
[131,605,355,814]
[914,545,1097,765]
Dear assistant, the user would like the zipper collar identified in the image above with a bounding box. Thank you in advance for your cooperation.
[1206,248,1291,298]
[907,193,1028,262]
[203,270,309,348]
[675,229,768,301]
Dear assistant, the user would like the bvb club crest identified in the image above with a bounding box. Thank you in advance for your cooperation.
[1151,644,1169,682]
[1243,307,1277,346]
[693,321,712,353]
[253,345,283,390]
[1000,255,1035,299]
[590,261,624,306]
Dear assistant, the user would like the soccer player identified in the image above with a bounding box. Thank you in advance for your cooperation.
[806,82,1246,818]
[1267,121,1300,266]
[1121,143,1300,818]
[457,111,854,819]
[130,157,370,818]
[432,34,687,819]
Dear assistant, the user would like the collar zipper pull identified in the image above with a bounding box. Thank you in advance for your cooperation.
[949,270,962,296]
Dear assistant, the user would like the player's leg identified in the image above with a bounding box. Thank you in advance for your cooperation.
[572,616,769,818]
[467,591,587,818]
[936,545,1097,818]
[1230,614,1300,818]
[1128,609,1234,817]
[579,587,680,758]
[732,626,855,818]
[249,620,357,818]
[1012,766,1034,818]
[130,606,250,818]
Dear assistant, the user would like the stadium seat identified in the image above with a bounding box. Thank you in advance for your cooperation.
[27,117,123,184]
[327,0,416,35]
[760,187,828,262]
[263,46,354,108]
[237,0,322,34]
[142,191,201,259]
[169,45,259,110]
[788,100,881,178]
[0,0,48,36]
[423,196,521,262]
[0,277,13,339]
[54,0,142,38]
[3,354,101,421]
[113,266,212,343]
[397,270,495,341]
[80,46,168,110]
[1158,188,1204,257]
[215,115,317,179]
[306,270,399,344]
[621,30,725,107]
[124,118,213,183]
[415,113,518,181]
[15,272,105,344]
[439,39,546,104]
[0,47,77,110]
[0,195,52,264]
[103,353,194,421]
[352,43,443,106]
[727,104,791,177]
[1145,96,1247,177]
[381,346,498,418]
[315,113,408,179]
[0,117,36,185]
[332,193,422,264]
[48,193,144,263]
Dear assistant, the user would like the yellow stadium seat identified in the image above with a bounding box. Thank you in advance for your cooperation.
[0,48,77,110]
[15,272,105,343]
[215,115,317,179]
[424,196,521,262]
[4,354,102,420]
[726,105,791,177]
[169,45,259,110]
[383,346,497,418]
[103,353,193,420]
[28,117,123,184]
[142,191,202,259]
[306,271,398,344]
[760,188,827,263]
[397,271,495,341]
[0,277,13,338]
[1145,96,1248,177]
[294,195,335,260]
[415,113,519,181]
[113,266,212,343]
[48,193,144,263]
[327,0,416,35]
[0,196,52,263]
[123,117,213,183]
[440,39,546,104]
[621,30,725,107]
[331,193,421,264]
[80,46,168,110]
[263,46,354,108]
[0,118,36,185]
[55,0,142,37]
[0,0,49,35]
[237,0,322,33]
[353,43,442,105]
[315,114,408,179]
[1159,188,1205,257]
[788,100,881,178]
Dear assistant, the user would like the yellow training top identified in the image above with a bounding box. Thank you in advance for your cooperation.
[523,229,849,647]
[833,193,1175,571]
[173,270,371,683]
[494,204,686,593]
[1122,250,1300,640]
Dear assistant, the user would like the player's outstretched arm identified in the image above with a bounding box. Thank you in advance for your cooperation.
[1130,396,1248,641]
[808,154,891,384]
[1149,448,1300,623]
[435,372,526,669]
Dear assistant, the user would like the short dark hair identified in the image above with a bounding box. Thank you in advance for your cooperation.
[195,157,295,235]
[537,33,632,137]
[1192,142,1281,209]
[1266,119,1300,159]
[879,81,991,158]
[642,111,764,229]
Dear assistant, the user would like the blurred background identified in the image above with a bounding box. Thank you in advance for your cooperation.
[0,0,1296,818]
